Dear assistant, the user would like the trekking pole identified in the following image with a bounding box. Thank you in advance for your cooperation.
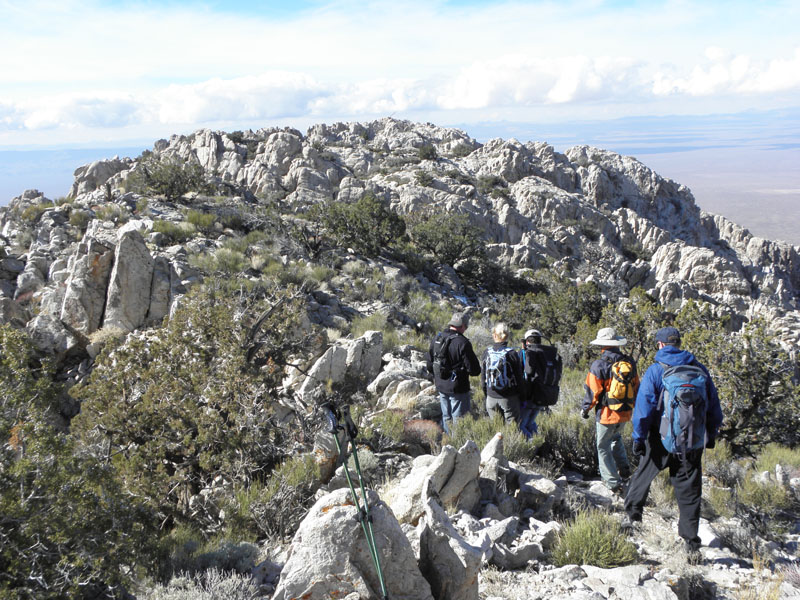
[340,406,390,599]
[324,404,389,600]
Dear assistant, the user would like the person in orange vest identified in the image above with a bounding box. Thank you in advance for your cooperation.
[582,327,639,493]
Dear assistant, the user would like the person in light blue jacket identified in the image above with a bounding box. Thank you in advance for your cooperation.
[622,327,723,557]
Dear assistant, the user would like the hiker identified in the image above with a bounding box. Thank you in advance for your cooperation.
[582,326,639,493]
[519,328,563,438]
[622,327,723,556]
[482,322,524,425]
[426,312,482,435]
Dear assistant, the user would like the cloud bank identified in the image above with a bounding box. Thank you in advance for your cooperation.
[1,0,799,144]
[4,47,799,135]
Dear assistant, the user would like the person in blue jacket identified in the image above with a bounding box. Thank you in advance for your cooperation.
[622,326,723,556]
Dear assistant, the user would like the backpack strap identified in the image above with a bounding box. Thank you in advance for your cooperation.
[655,361,670,411]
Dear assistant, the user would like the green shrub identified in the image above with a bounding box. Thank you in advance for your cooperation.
[678,307,800,454]
[648,470,677,513]
[621,241,652,262]
[552,509,638,567]
[736,474,792,515]
[403,291,454,334]
[260,260,311,287]
[19,201,54,222]
[418,143,437,160]
[705,485,735,519]
[580,224,600,241]
[406,211,485,268]
[71,280,316,529]
[367,410,406,448]
[497,271,603,345]
[449,143,474,158]
[594,286,664,366]
[226,454,321,539]
[446,413,534,465]
[476,175,506,195]
[153,219,195,243]
[535,406,599,474]
[0,325,156,599]
[156,524,260,584]
[310,265,335,283]
[286,216,330,260]
[69,208,92,230]
[142,568,259,600]
[187,209,217,231]
[754,443,800,475]
[349,312,400,352]
[213,248,247,274]
[95,203,129,223]
[704,439,740,487]
[312,191,406,258]
[415,170,434,187]
[128,153,208,201]
[220,212,245,230]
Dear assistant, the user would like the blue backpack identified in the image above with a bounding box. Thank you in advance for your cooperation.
[657,362,709,456]
[485,347,517,393]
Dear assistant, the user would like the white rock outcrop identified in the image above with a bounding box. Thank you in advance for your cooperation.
[272,488,434,600]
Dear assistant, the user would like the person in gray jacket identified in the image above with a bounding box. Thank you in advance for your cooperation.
[482,322,524,425]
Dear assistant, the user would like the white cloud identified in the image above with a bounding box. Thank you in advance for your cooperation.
[153,73,329,122]
[653,47,800,96]
[1,0,800,145]
[4,41,800,139]
[20,93,144,130]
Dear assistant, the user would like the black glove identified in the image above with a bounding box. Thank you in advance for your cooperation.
[581,409,590,420]
[706,438,716,449]
[632,440,646,457]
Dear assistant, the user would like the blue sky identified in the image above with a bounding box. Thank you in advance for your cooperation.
[1,0,799,242]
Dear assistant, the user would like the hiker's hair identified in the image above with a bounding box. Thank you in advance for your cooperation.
[492,322,510,341]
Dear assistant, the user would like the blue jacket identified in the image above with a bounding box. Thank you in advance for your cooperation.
[631,345,723,443]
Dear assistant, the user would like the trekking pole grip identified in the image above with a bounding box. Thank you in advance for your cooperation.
[322,403,340,435]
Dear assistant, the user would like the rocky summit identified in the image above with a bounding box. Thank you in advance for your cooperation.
[2,118,798,360]
[1,118,799,600]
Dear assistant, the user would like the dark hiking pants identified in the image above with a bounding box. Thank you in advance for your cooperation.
[624,433,703,545]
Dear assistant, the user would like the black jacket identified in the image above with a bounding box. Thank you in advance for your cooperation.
[426,328,481,394]
[520,343,560,405]
[481,342,524,399]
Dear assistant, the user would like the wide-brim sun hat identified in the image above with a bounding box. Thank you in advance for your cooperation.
[590,326,627,346]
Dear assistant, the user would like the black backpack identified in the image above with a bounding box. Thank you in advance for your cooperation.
[432,332,455,381]
[523,345,562,406]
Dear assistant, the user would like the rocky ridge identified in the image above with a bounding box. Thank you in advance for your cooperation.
[2,118,798,367]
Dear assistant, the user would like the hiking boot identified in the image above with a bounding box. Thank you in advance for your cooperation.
[619,468,632,481]
[620,514,635,533]
[684,539,702,564]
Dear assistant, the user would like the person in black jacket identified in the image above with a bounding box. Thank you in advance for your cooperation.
[481,322,524,425]
[519,328,550,437]
[426,312,482,435]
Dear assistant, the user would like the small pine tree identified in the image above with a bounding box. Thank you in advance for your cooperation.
[313,191,406,257]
